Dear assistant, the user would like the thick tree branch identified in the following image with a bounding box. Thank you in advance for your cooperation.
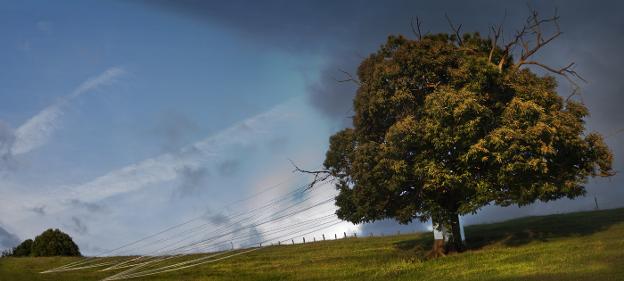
[497,24,527,71]
[488,24,502,63]
[499,8,562,70]
[488,10,507,64]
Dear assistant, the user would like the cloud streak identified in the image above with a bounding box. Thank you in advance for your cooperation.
[21,100,295,217]
[11,67,125,155]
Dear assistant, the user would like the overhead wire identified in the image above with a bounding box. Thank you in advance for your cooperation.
[45,165,344,280]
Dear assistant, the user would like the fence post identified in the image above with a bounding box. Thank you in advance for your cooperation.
[231,241,234,250]
[278,241,281,246]
[292,239,295,245]
[343,232,347,239]
[323,234,326,241]
[313,237,316,242]
[303,237,306,244]
[335,233,337,240]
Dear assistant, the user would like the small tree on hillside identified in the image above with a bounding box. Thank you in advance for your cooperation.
[11,239,33,257]
[31,229,81,257]
[1,248,14,257]
[297,10,614,254]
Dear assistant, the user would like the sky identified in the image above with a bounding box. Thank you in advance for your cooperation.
[0,0,622,254]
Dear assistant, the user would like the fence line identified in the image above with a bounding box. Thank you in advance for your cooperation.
[259,227,426,248]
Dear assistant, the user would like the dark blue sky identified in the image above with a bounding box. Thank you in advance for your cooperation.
[0,0,622,254]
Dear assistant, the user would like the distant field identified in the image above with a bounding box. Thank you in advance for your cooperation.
[1,208,623,281]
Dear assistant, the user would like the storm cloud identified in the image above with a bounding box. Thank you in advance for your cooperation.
[145,0,624,228]
[144,1,624,128]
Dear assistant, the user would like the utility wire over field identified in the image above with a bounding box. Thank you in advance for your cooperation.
[41,171,349,280]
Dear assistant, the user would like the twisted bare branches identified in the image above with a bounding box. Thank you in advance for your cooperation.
[486,7,586,100]
[289,160,333,190]
[445,14,463,46]
[334,69,361,86]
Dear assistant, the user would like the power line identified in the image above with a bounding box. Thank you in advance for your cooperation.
[107,219,344,280]
[45,173,310,273]
[101,195,338,278]
[45,167,342,278]
[49,178,334,273]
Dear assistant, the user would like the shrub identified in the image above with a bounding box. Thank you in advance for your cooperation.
[11,239,33,257]
[30,229,81,257]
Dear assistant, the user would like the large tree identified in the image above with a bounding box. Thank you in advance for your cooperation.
[314,11,613,253]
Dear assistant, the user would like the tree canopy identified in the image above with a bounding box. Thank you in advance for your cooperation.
[5,229,81,257]
[11,239,33,257]
[30,228,81,257]
[322,14,613,252]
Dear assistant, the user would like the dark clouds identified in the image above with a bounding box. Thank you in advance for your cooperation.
[205,212,230,226]
[201,210,264,248]
[151,110,200,153]
[29,206,46,216]
[174,165,210,197]
[0,225,20,251]
[70,216,88,235]
[144,0,624,228]
[68,199,107,213]
[144,0,624,124]
[217,159,240,177]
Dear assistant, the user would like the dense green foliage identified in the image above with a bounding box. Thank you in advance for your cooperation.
[30,229,81,257]
[11,239,33,257]
[323,32,614,249]
[3,229,81,257]
[2,229,80,257]
[1,208,623,280]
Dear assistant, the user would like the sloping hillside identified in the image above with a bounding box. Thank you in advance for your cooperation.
[1,208,623,281]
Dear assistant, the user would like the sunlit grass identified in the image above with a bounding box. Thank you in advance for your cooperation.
[1,208,623,281]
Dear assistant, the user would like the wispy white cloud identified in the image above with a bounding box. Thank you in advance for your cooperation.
[24,100,294,215]
[11,67,125,155]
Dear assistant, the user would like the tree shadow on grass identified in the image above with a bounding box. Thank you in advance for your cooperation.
[392,235,432,260]
[465,208,624,250]
[392,208,624,252]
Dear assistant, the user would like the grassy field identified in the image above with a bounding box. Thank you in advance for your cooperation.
[1,208,623,281]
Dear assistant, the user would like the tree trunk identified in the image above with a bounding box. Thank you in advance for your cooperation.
[446,213,465,253]
[427,221,446,258]
[427,214,465,258]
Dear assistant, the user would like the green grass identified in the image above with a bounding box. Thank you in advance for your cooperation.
[2,208,624,281]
